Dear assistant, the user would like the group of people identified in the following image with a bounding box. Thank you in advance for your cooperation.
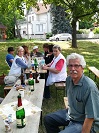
[43,44,67,99]
[5,45,43,77]
[4,44,99,133]
[43,53,99,133]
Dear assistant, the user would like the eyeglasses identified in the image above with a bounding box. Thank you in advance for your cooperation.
[67,64,82,68]
[53,50,59,52]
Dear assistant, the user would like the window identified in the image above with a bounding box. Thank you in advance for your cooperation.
[36,24,40,32]
[40,24,43,32]
[32,16,34,21]
[29,17,31,22]
[36,24,43,32]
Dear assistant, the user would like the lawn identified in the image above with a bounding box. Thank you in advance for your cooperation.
[0,40,99,133]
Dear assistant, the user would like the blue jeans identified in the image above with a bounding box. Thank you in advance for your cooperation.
[44,109,96,133]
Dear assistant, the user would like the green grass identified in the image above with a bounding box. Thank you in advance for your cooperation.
[0,40,99,132]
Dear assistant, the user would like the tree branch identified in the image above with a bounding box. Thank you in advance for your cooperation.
[76,9,99,19]
[63,0,73,7]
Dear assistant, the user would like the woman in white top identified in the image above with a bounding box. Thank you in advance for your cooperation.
[9,46,28,77]
[42,45,67,86]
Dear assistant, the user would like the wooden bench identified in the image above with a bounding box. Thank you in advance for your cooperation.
[4,86,12,97]
[55,81,66,101]
[88,66,99,81]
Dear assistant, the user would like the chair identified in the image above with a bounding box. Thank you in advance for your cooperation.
[55,81,66,101]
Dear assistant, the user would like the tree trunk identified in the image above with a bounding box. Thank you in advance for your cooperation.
[71,19,77,48]
[14,16,22,40]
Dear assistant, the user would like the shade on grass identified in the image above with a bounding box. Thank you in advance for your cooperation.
[0,40,99,133]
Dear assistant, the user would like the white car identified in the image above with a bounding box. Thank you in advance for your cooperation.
[49,33,72,41]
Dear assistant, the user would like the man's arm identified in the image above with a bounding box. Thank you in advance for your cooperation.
[81,118,94,133]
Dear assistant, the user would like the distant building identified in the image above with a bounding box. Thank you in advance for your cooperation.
[15,2,52,40]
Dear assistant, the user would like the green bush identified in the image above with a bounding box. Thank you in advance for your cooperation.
[93,27,99,34]
[77,29,89,34]
[46,33,52,39]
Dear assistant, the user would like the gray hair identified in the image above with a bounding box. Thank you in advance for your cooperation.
[66,53,86,68]
[53,45,61,51]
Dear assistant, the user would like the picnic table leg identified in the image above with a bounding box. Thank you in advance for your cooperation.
[40,111,42,125]
[95,75,96,82]
[89,70,91,77]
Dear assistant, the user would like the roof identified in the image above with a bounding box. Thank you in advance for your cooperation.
[34,3,50,14]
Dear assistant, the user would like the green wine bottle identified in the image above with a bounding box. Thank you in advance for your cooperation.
[16,94,26,128]
[34,58,38,71]
[28,70,34,91]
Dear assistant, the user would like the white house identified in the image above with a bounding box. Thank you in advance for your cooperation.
[16,2,52,40]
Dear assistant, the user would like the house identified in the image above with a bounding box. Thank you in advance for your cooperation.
[16,2,52,40]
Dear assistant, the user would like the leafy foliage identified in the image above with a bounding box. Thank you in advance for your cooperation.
[46,32,53,39]
[93,27,99,34]
[0,0,38,39]
[51,5,72,35]
[43,0,99,48]
[79,20,94,29]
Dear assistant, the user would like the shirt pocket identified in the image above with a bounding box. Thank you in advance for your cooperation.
[75,98,84,113]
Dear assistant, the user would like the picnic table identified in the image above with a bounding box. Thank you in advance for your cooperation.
[25,69,47,74]
[0,79,45,133]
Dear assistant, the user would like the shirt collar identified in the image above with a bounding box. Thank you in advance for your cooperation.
[71,74,84,86]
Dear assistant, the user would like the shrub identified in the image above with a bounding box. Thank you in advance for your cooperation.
[46,33,53,39]
[93,27,99,34]
[77,29,89,34]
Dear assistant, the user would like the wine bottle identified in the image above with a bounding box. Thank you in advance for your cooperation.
[16,94,26,128]
[34,58,38,71]
[21,69,25,86]
[35,71,39,83]
[28,70,34,91]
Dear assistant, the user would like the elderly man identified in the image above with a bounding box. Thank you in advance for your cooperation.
[30,45,43,57]
[44,53,99,133]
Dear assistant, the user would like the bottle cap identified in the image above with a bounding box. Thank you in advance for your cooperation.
[17,94,21,98]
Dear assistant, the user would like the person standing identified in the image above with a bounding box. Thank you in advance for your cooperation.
[43,44,54,99]
[44,53,99,133]
[6,47,14,67]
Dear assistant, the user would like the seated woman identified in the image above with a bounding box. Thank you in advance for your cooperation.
[42,44,67,87]
[8,46,29,77]
[22,45,30,63]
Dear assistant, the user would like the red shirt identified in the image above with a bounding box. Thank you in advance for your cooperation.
[55,59,64,71]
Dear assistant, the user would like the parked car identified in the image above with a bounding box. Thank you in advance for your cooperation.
[49,33,72,41]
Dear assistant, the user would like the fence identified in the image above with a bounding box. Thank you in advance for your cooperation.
[76,34,99,39]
